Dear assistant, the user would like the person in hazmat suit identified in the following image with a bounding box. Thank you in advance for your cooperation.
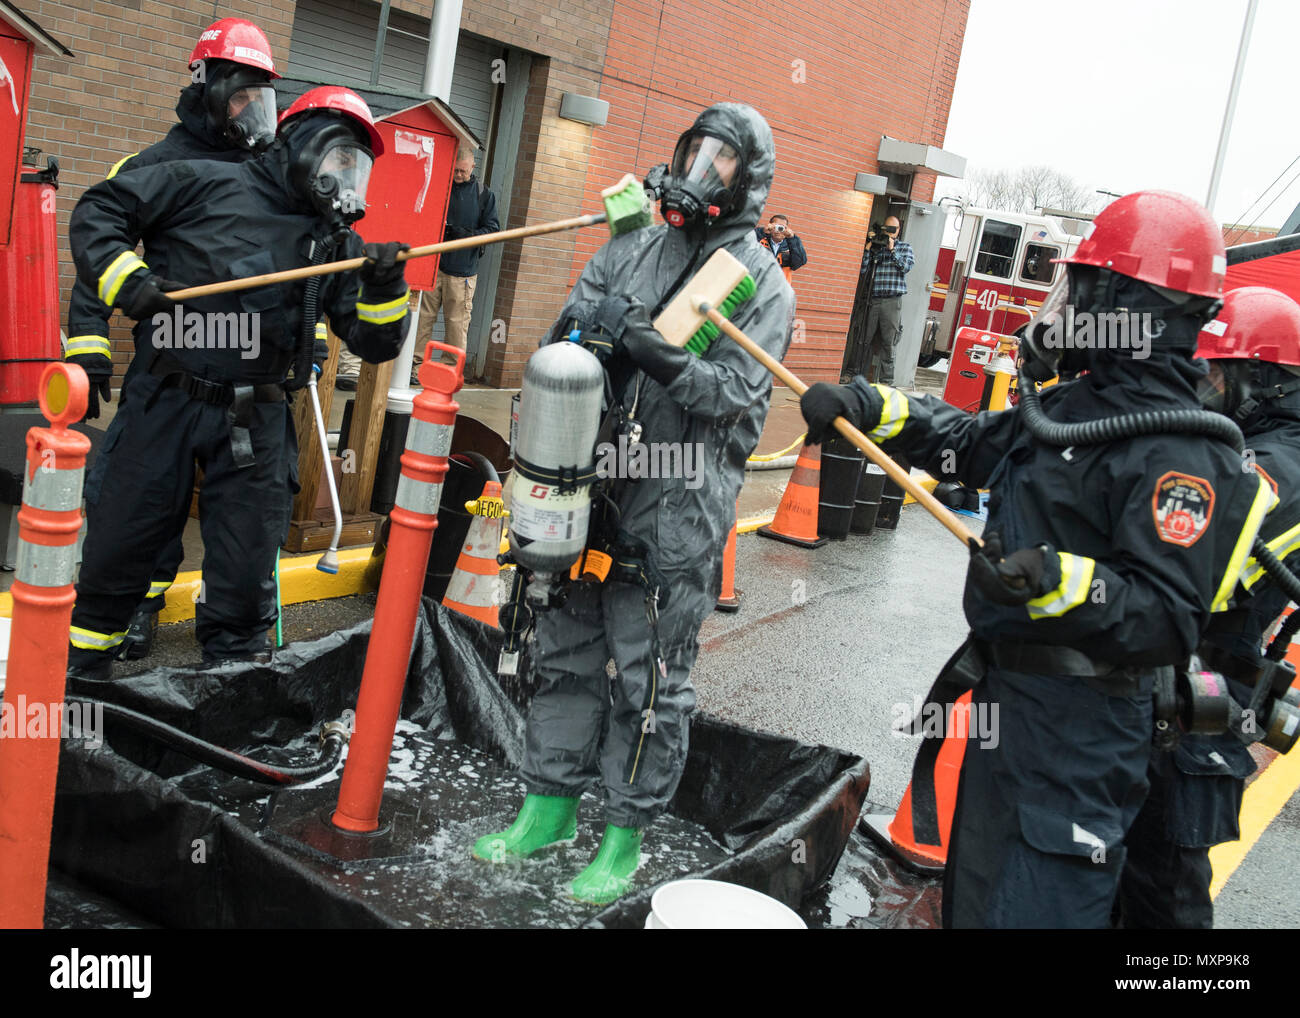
[1118,285,1300,928]
[799,190,1276,928]
[472,103,795,905]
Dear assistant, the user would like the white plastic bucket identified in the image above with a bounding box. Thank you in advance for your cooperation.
[647,879,807,929]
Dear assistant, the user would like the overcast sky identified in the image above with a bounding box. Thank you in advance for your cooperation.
[934,0,1300,230]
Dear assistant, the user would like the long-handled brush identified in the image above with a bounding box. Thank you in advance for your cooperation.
[652,248,981,548]
[161,175,655,303]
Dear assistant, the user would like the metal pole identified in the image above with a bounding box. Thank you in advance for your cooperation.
[369,0,392,86]
[1206,0,1259,214]
[422,0,464,102]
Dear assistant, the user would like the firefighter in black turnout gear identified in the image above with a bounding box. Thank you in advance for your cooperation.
[65,17,281,662]
[66,86,409,675]
[800,191,1275,928]
[1118,286,1300,928]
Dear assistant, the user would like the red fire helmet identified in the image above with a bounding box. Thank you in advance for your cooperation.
[1195,286,1300,367]
[188,18,279,78]
[1057,190,1226,299]
[278,86,385,156]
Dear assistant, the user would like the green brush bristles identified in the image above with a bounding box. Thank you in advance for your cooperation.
[603,178,654,237]
[685,274,757,356]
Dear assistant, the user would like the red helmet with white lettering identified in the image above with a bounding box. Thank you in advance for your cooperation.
[1057,190,1226,299]
[1196,286,1300,366]
[278,86,384,156]
[189,18,279,78]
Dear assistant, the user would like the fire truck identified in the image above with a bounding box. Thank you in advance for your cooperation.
[918,204,1090,368]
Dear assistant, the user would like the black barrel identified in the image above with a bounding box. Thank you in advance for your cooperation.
[875,453,910,531]
[817,433,866,540]
[850,463,887,534]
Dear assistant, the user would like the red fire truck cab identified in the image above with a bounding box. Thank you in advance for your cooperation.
[920,204,1090,367]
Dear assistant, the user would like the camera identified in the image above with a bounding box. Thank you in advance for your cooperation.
[770,222,785,234]
[869,228,891,248]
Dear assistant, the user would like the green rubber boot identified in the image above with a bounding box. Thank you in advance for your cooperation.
[570,824,643,905]
[472,794,579,862]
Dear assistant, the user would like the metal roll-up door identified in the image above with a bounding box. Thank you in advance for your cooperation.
[287,0,499,155]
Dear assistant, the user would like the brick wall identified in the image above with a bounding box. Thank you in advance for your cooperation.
[24,0,296,382]
[23,0,967,388]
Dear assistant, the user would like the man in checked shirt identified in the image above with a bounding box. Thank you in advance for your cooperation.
[860,215,915,385]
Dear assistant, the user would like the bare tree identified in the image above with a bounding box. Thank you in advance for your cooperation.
[962,165,1102,215]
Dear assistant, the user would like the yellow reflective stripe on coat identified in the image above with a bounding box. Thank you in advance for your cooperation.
[144,579,173,600]
[65,335,112,359]
[869,384,909,442]
[70,626,127,651]
[105,152,139,180]
[1241,518,1300,591]
[98,250,147,306]
[1026,552,1096,620]
[357,289,410,325]
[1212,472,1279,611]
[315,322,327,341]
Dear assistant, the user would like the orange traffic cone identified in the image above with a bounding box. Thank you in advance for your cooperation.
[858,690,972,874]
[757,442,828,549]
[716,501,742,612]
[442,480,505,627]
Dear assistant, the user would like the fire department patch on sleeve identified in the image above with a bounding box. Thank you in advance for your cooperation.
[1152,471,1215,547]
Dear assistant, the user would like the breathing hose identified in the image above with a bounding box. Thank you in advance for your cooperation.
[72,697,353,786]
[1016,362,1246,454]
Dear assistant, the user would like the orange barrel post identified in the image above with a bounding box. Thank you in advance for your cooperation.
[0,363,90,927]
[716,499,741,612]
[332,343,463,833]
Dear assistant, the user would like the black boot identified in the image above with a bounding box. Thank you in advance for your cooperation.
[118,605,159,661]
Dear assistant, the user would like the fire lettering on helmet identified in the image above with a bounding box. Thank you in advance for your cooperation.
[1152,471,1215,548]
[199,29,221,42]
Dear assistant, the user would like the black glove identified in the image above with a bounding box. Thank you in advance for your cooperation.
[967,532,1051,606]
[443,224,469,241]
[617,296,691,387]
[120,274,183,321]
[65,352,112,421]
[360,242,410,290]
[800,383,865,444]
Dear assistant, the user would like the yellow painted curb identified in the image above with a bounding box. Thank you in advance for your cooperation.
[0,550,377,622]
[157,548,377,623]
[737,514,774,534]
[1209,747,1300,898]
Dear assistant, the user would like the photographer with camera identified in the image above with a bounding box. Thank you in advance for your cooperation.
[859,215,914,385]
[756,214,807,284]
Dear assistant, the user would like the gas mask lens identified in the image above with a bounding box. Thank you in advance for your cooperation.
[226,85,277,151]
[316,144,373,219]
[1197,362,1228,413]
[674,134,739,189]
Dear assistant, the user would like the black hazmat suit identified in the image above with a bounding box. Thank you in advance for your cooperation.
[71,82,257,615]
[66,141,408,668]
[1118,381,1300,928]
[835,335,1274,927]
[520,104,795,828]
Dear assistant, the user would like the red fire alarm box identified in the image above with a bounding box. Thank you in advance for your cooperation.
[357,100,480,292]
[0,7,71,246]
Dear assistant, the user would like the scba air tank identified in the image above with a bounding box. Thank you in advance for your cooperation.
[509,340,605,574]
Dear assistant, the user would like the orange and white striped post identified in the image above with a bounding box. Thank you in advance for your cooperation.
[0,364,90,927]
[332,343,462,833]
